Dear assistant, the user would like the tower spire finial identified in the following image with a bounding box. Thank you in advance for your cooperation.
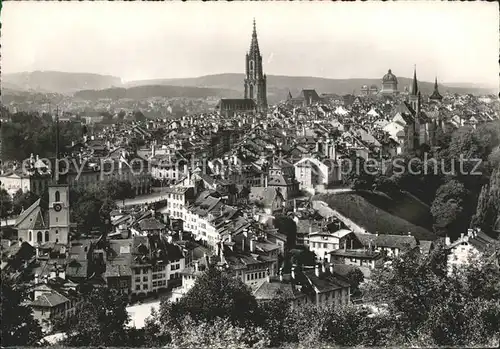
[411,64,418,96]
[249,18,259,53]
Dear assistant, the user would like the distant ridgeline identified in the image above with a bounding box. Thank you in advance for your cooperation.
[73,85,241,100]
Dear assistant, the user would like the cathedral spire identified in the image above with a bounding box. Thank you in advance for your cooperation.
[410,65,419,96]
[250,18,260,54]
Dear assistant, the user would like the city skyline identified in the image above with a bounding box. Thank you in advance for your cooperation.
[2,1,498,87]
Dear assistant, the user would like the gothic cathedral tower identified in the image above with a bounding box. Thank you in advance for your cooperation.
[244,19,267,111]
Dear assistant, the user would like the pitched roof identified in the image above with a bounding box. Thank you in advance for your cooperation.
[253,278,305,301]
[14,199,49,230]
[31,290,69,308]
[303,268,352,293]
[138,218,166,231]
[354,233,418,250]
[217,99,256,110]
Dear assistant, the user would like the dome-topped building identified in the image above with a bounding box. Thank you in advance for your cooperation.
[380,69,398,95]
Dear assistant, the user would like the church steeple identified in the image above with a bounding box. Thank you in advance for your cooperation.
[410,65,419,96]
[250,18,260,55]
[429,76,443,101]
[244,19,267,111]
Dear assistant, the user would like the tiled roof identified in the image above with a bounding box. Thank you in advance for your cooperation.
[253,278,304,301]
[138,218,166,231]
[354,233,417,250]
[329,249,382,260]
[303,268,351,293]
[31,291,69,308]
[14,199,49,230]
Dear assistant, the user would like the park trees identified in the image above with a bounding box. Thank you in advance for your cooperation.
[0,272,43,346]
[60,288,130,347]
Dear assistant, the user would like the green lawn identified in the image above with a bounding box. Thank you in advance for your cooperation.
[314,191,437,241]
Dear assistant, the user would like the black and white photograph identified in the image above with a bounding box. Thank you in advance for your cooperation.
[1,1,499,348]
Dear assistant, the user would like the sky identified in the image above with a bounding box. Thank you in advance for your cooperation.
[2,1,498,86]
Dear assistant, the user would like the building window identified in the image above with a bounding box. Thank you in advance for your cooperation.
[29,231,32,241]
[135,285,140,291]
[55,191,60,202]
[37,231,43,243]
[45,232,49,242]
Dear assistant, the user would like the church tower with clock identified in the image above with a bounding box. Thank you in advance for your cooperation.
[48,184,70,244]
[244,19,267,112]
[48,114,70,245]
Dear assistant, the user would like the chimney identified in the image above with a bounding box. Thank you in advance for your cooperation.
[329,263,334,274]
[460,233,464,240]
[264,174,268,188]
[321,263,326,274]
[228,234,233,243]
[58,270,66,280]
[315,264,320,277]
[194,260,199,272]
[291,266,296,280]
[467,229,474,237]
[250,239,256,253]
[34,274,39,285]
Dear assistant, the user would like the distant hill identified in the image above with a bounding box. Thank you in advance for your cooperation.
[73,85,241,100]
[2,71,123,94]
[3,71,495,102]
[126,73,497,101]
[313,191,436,241]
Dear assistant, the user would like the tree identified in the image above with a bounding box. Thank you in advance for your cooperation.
[431,179,471,238]
[71,184,117,233]
[342,156,376,191]
[0,188,13,221]
[345,268,365,299]
[61,288,130,346]
[12,190,39,215]
[273,215,297,249]
[0,272,43,346]
[362,243,500,346]
[117,110,126,120]
[133,110,146,122]
[159,266,260,328]
[106,178,135,206]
